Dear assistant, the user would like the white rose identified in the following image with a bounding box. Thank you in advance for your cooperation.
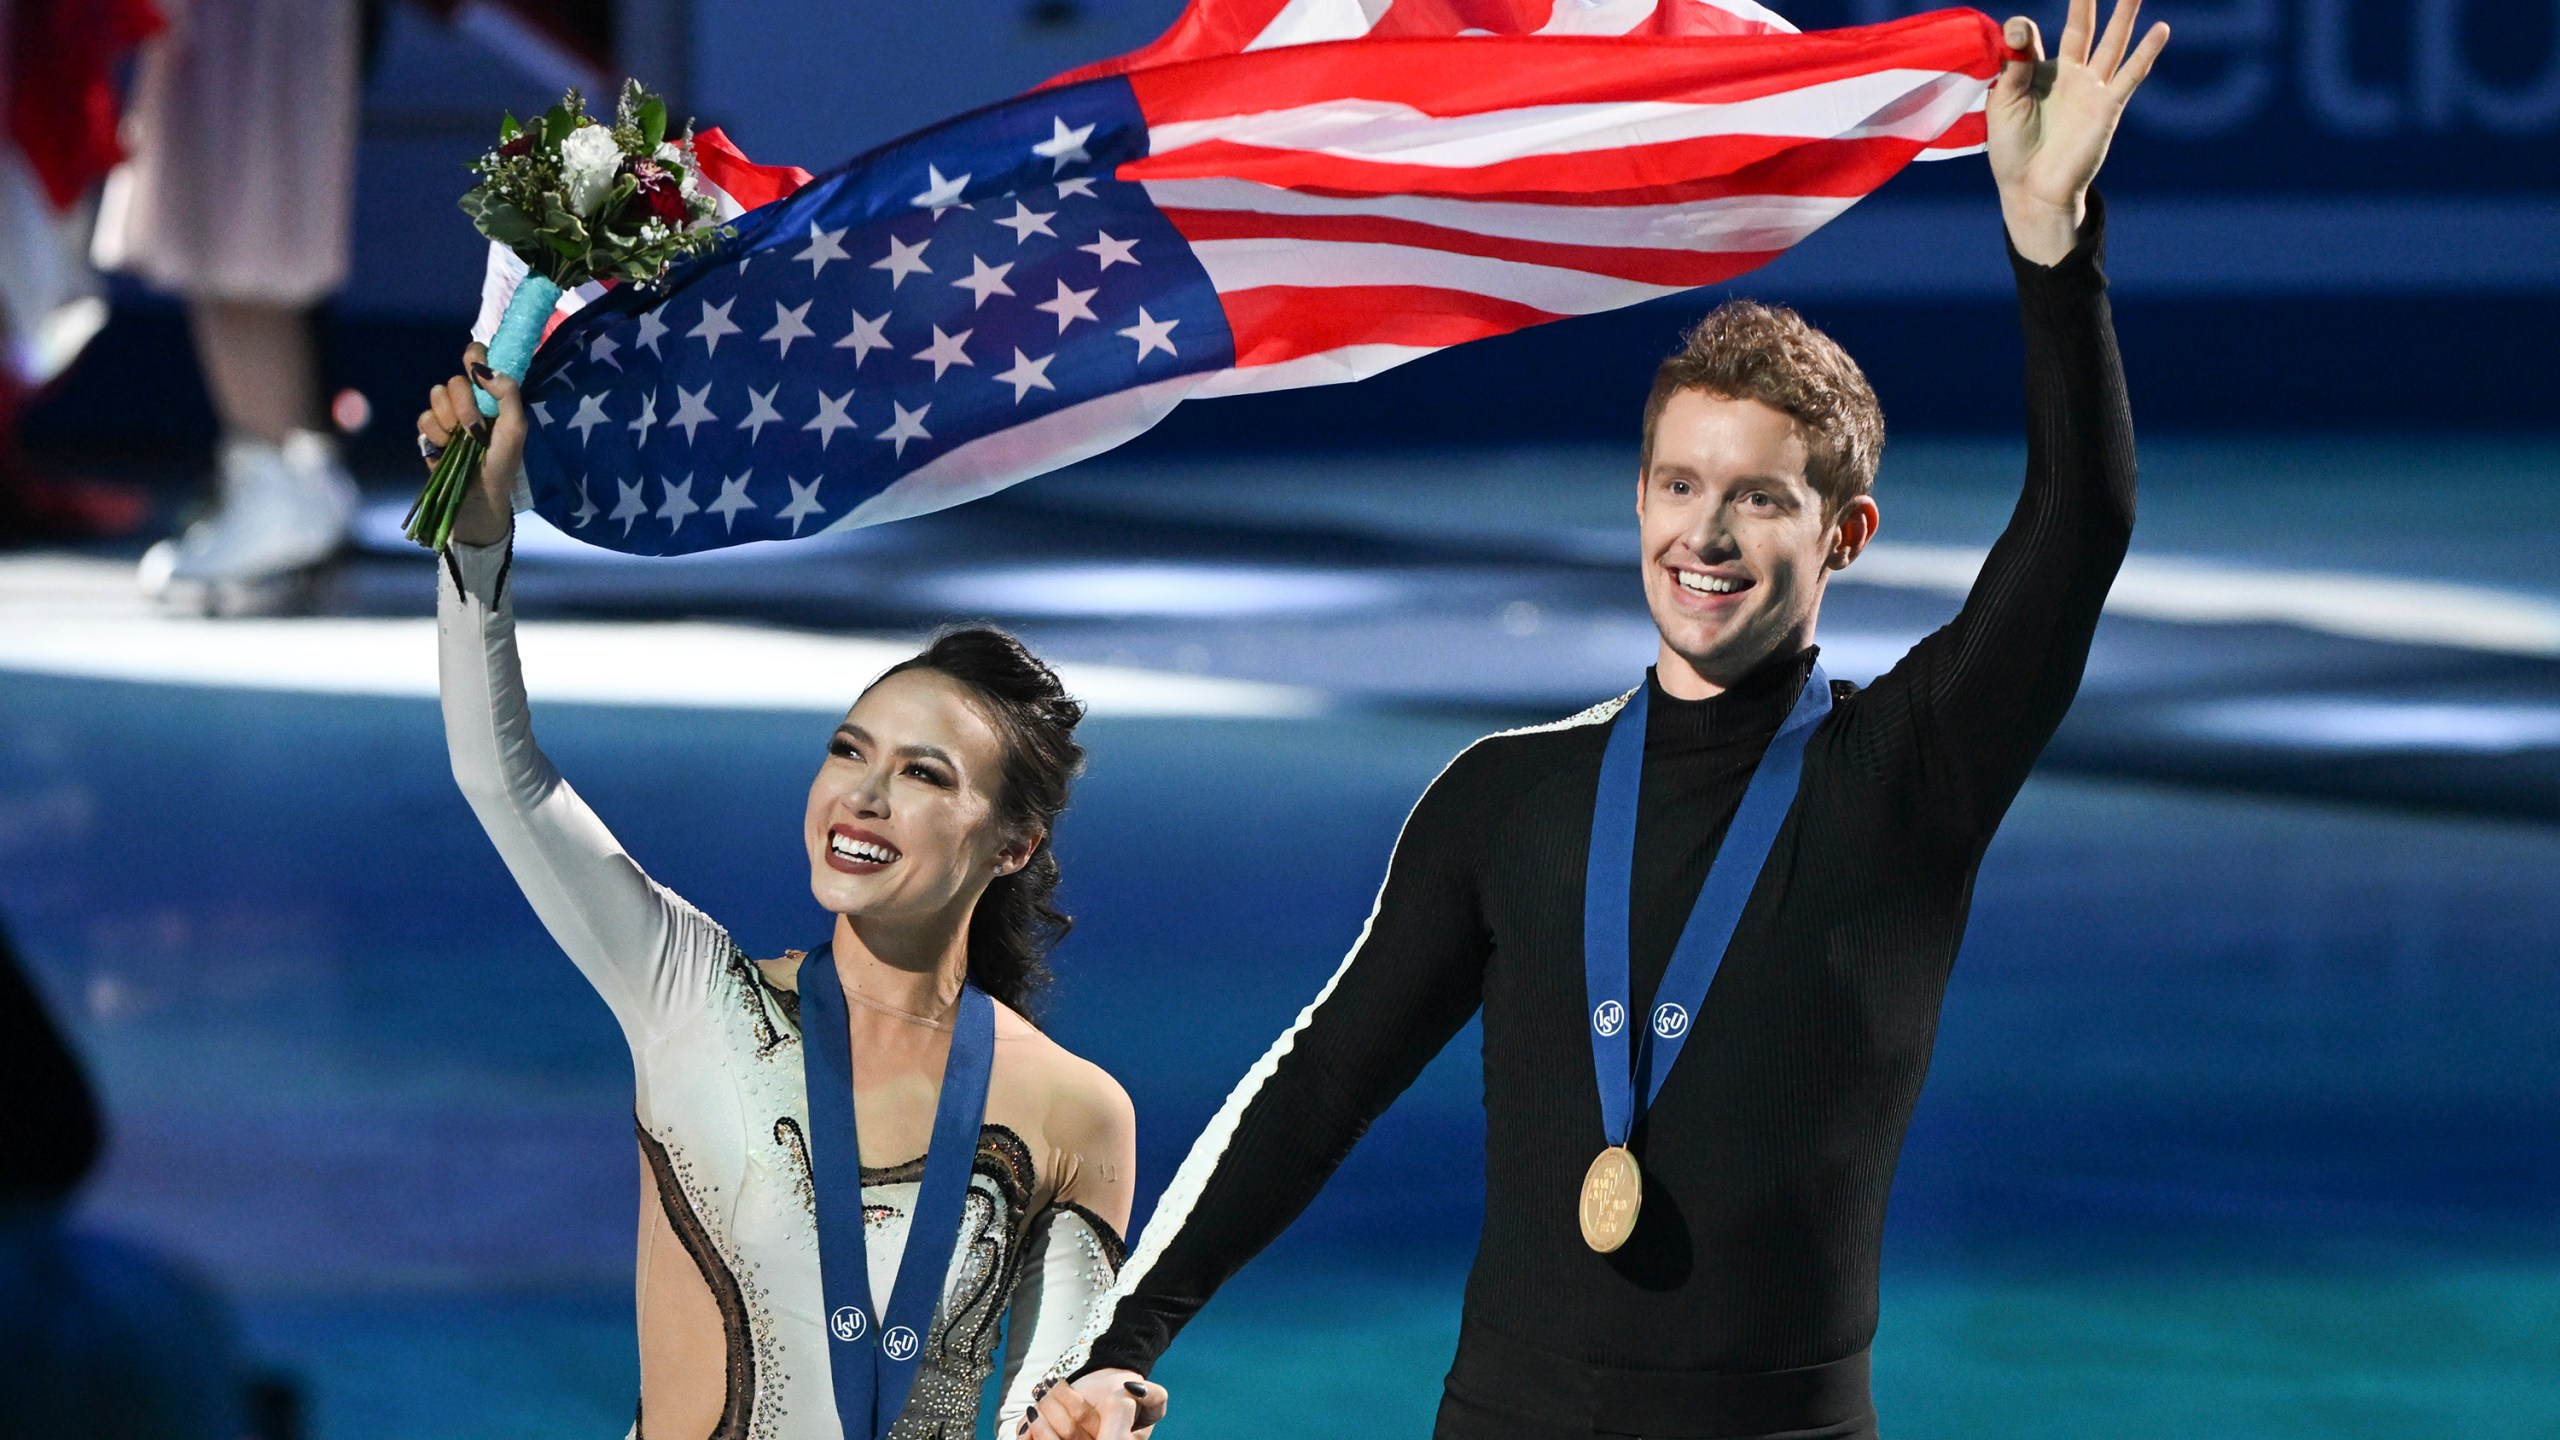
[559,124,624,218]
[660,140,702,200]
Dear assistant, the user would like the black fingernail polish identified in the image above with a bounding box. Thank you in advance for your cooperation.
[469,362,495,382]
[1124,1380,1148,1396]
[472,420,493,444]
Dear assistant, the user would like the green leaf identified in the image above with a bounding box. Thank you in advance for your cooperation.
[466,196,539,249]
[498,111,520,143]
[532,192,592,270]
[541,103,574,148]
[638,96,668,152]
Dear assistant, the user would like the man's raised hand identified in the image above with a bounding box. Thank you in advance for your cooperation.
[1987,0,2170,265]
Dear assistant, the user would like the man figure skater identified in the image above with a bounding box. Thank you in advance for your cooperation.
[1036,2,2168,1435]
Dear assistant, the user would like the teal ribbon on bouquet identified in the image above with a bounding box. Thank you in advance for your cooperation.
[404,275,561,550]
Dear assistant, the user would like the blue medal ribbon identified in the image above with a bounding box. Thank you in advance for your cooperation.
[1583,664,1832,1153]
[798,945,996,1440]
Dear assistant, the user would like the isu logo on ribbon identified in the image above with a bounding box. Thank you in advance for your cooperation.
[1652,1003,1691,1040]
[1592,1000,1626,1037]
[882,1326,921,1362]
[829,1306,869,1344]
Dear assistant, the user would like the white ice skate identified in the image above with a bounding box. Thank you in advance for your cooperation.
[139,429,358,613]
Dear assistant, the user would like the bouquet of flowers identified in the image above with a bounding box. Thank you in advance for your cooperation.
[404,80,729,550]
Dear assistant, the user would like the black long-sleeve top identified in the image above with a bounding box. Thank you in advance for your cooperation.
[1087,208,2137,1396]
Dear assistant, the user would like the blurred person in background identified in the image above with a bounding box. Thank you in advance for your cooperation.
[0,912,295,1439]
[0,0,160,545]
[415,353,1152,1439]
[95,0,361,609]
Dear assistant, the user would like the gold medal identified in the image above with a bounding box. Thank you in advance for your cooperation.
[1578,1144,1642,1252]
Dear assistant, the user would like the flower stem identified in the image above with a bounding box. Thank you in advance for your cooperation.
[404,431,488,551]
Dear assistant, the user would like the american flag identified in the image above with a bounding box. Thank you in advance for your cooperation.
[510,4,2006,555]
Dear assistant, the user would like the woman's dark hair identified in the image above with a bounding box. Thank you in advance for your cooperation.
[872,627,1086,1018]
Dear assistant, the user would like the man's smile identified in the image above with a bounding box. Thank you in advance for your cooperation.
[1669,565,1755,603]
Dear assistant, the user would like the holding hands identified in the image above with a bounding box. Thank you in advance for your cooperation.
[1987,0,2171,264]
[1018,1370,1167,1440]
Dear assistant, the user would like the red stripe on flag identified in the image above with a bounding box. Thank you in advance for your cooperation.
[1368,0,1554,36]
[1042,0,1299,88]
[1367,0,1783,37]
[694,127,814,210]
[1126,133,1933,204]
[1166,206,1785,287]
[1928,110,1987,151]
[1128,10,2002,121]
[1220,284,1564,366]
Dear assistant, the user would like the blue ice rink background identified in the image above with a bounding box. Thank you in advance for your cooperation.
[9,438,2560,1436]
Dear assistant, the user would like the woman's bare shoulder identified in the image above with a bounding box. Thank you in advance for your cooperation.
[992,1001,1136,1142]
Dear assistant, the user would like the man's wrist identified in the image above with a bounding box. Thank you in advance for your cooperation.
[2000,191,2086,268]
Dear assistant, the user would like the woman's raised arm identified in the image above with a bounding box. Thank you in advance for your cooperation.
[427,354,728,1038]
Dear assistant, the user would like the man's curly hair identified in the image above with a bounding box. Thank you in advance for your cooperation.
[1638,300,1885,518]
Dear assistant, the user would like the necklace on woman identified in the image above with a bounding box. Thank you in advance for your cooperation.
[840,977,963,1030]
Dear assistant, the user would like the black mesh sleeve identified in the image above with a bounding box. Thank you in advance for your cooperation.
[1078,743,1504,1376]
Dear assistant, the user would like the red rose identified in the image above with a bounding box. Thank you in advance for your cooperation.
[496,131,534,159]
[640,172,689,226]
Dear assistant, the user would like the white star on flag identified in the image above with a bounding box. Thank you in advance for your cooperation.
[568,477,598,528]
[627,390,660,442]
[708,471,758,532]
[777,475,826,535]
[1119,308,1180,361]
[879,401,932,457]
[657,474,700,529]
[567,393,611,443]
[1080,232,1139,270]
[994,202,1056,244]
[530,400,553,426]
[914,325,975,380]
[763,300,816,359]
[589,333,621,370]
[911,165,969,212]
[1032,117,1095,172]
[837,309,892,365]
[872,235,932,288]
[689,297,742,355]
[805,389,858,448]
[669,383,720,442]
[611,477,648,535]
[738,384,784,441]
[794,222,851,277]
[951,255,1016,308]
[634,309,670,356]
[1034,280,1098,333]
[994,348,1057,402]
[1056,176,1098,198]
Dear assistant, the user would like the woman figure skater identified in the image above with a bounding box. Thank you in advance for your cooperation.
[420,348,1157,1440]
